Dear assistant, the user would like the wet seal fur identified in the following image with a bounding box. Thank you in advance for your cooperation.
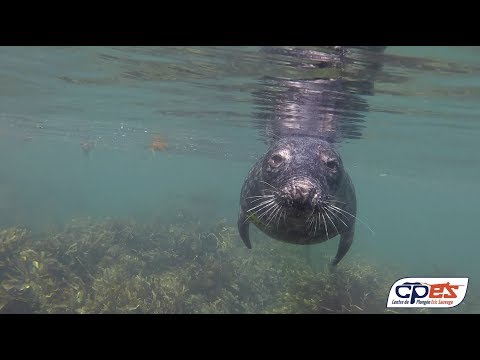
[238,136,356,267]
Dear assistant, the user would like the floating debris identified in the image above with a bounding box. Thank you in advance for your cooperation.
[150,135,168,155]
[81,140,95,156]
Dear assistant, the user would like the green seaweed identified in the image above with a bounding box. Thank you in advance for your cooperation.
[0,214,436,314]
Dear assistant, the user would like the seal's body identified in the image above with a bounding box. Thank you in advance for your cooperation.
[238,136,356,266]
[239,46,386,266]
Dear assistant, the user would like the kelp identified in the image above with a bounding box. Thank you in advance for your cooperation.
[0,214,427,314]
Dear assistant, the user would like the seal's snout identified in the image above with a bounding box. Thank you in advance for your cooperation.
[279,179,318,207]
[292,183,315,203]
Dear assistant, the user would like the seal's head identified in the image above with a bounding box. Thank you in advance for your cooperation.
[261,136,345,215]
[238,136,357,266]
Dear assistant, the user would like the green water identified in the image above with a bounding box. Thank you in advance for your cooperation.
[1,46,479,313]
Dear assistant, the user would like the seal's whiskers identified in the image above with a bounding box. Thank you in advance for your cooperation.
[327,204,375,235]
[244,199,276,224]
[259,181,280,193]
[265,203,280,225]
[313,211,319,237]
[256,202,278,222]
[307,211,316,229]
[321,213,329,240]
[307,209,319,236]
[266,204,283,227]
[247,194,275,203]
[246,198,275,213]
[324,211,339,236]
[326,195,347,205]
[324,206,348,228]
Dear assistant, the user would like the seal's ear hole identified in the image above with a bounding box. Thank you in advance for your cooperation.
[326,160,337,170]
[269,154,283,167]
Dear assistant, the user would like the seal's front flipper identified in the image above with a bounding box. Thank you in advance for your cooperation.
[330,229,354,268]
[238,211,252,249]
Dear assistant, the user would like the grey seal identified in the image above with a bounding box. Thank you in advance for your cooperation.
[238,135,356,267]
[238,47,385,266]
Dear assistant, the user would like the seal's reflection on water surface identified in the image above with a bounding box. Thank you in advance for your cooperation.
[238,46,386,267]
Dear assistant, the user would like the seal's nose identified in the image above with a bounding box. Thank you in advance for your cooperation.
[293,183,315,203]
[280,180,317,205]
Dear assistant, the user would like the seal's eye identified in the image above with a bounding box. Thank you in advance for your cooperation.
[326,160,337,170]
[269,154,284,167]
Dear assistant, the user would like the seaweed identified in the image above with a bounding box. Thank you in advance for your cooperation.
[0,215,433,314]
[267,257,411,314]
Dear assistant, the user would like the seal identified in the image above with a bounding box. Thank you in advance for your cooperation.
[239,47,385,266]
[238,135,356,267]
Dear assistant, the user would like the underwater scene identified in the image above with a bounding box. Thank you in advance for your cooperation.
[0,46,479,313]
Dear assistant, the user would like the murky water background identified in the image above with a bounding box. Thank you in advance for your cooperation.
[1,46,479,313]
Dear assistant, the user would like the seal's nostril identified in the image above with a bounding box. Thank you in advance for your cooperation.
[293,185,313,202]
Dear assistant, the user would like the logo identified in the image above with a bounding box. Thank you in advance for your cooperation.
[386,278,468,308]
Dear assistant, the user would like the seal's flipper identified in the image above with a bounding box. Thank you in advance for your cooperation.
[330,229,354,267]
[238,211,252,249]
